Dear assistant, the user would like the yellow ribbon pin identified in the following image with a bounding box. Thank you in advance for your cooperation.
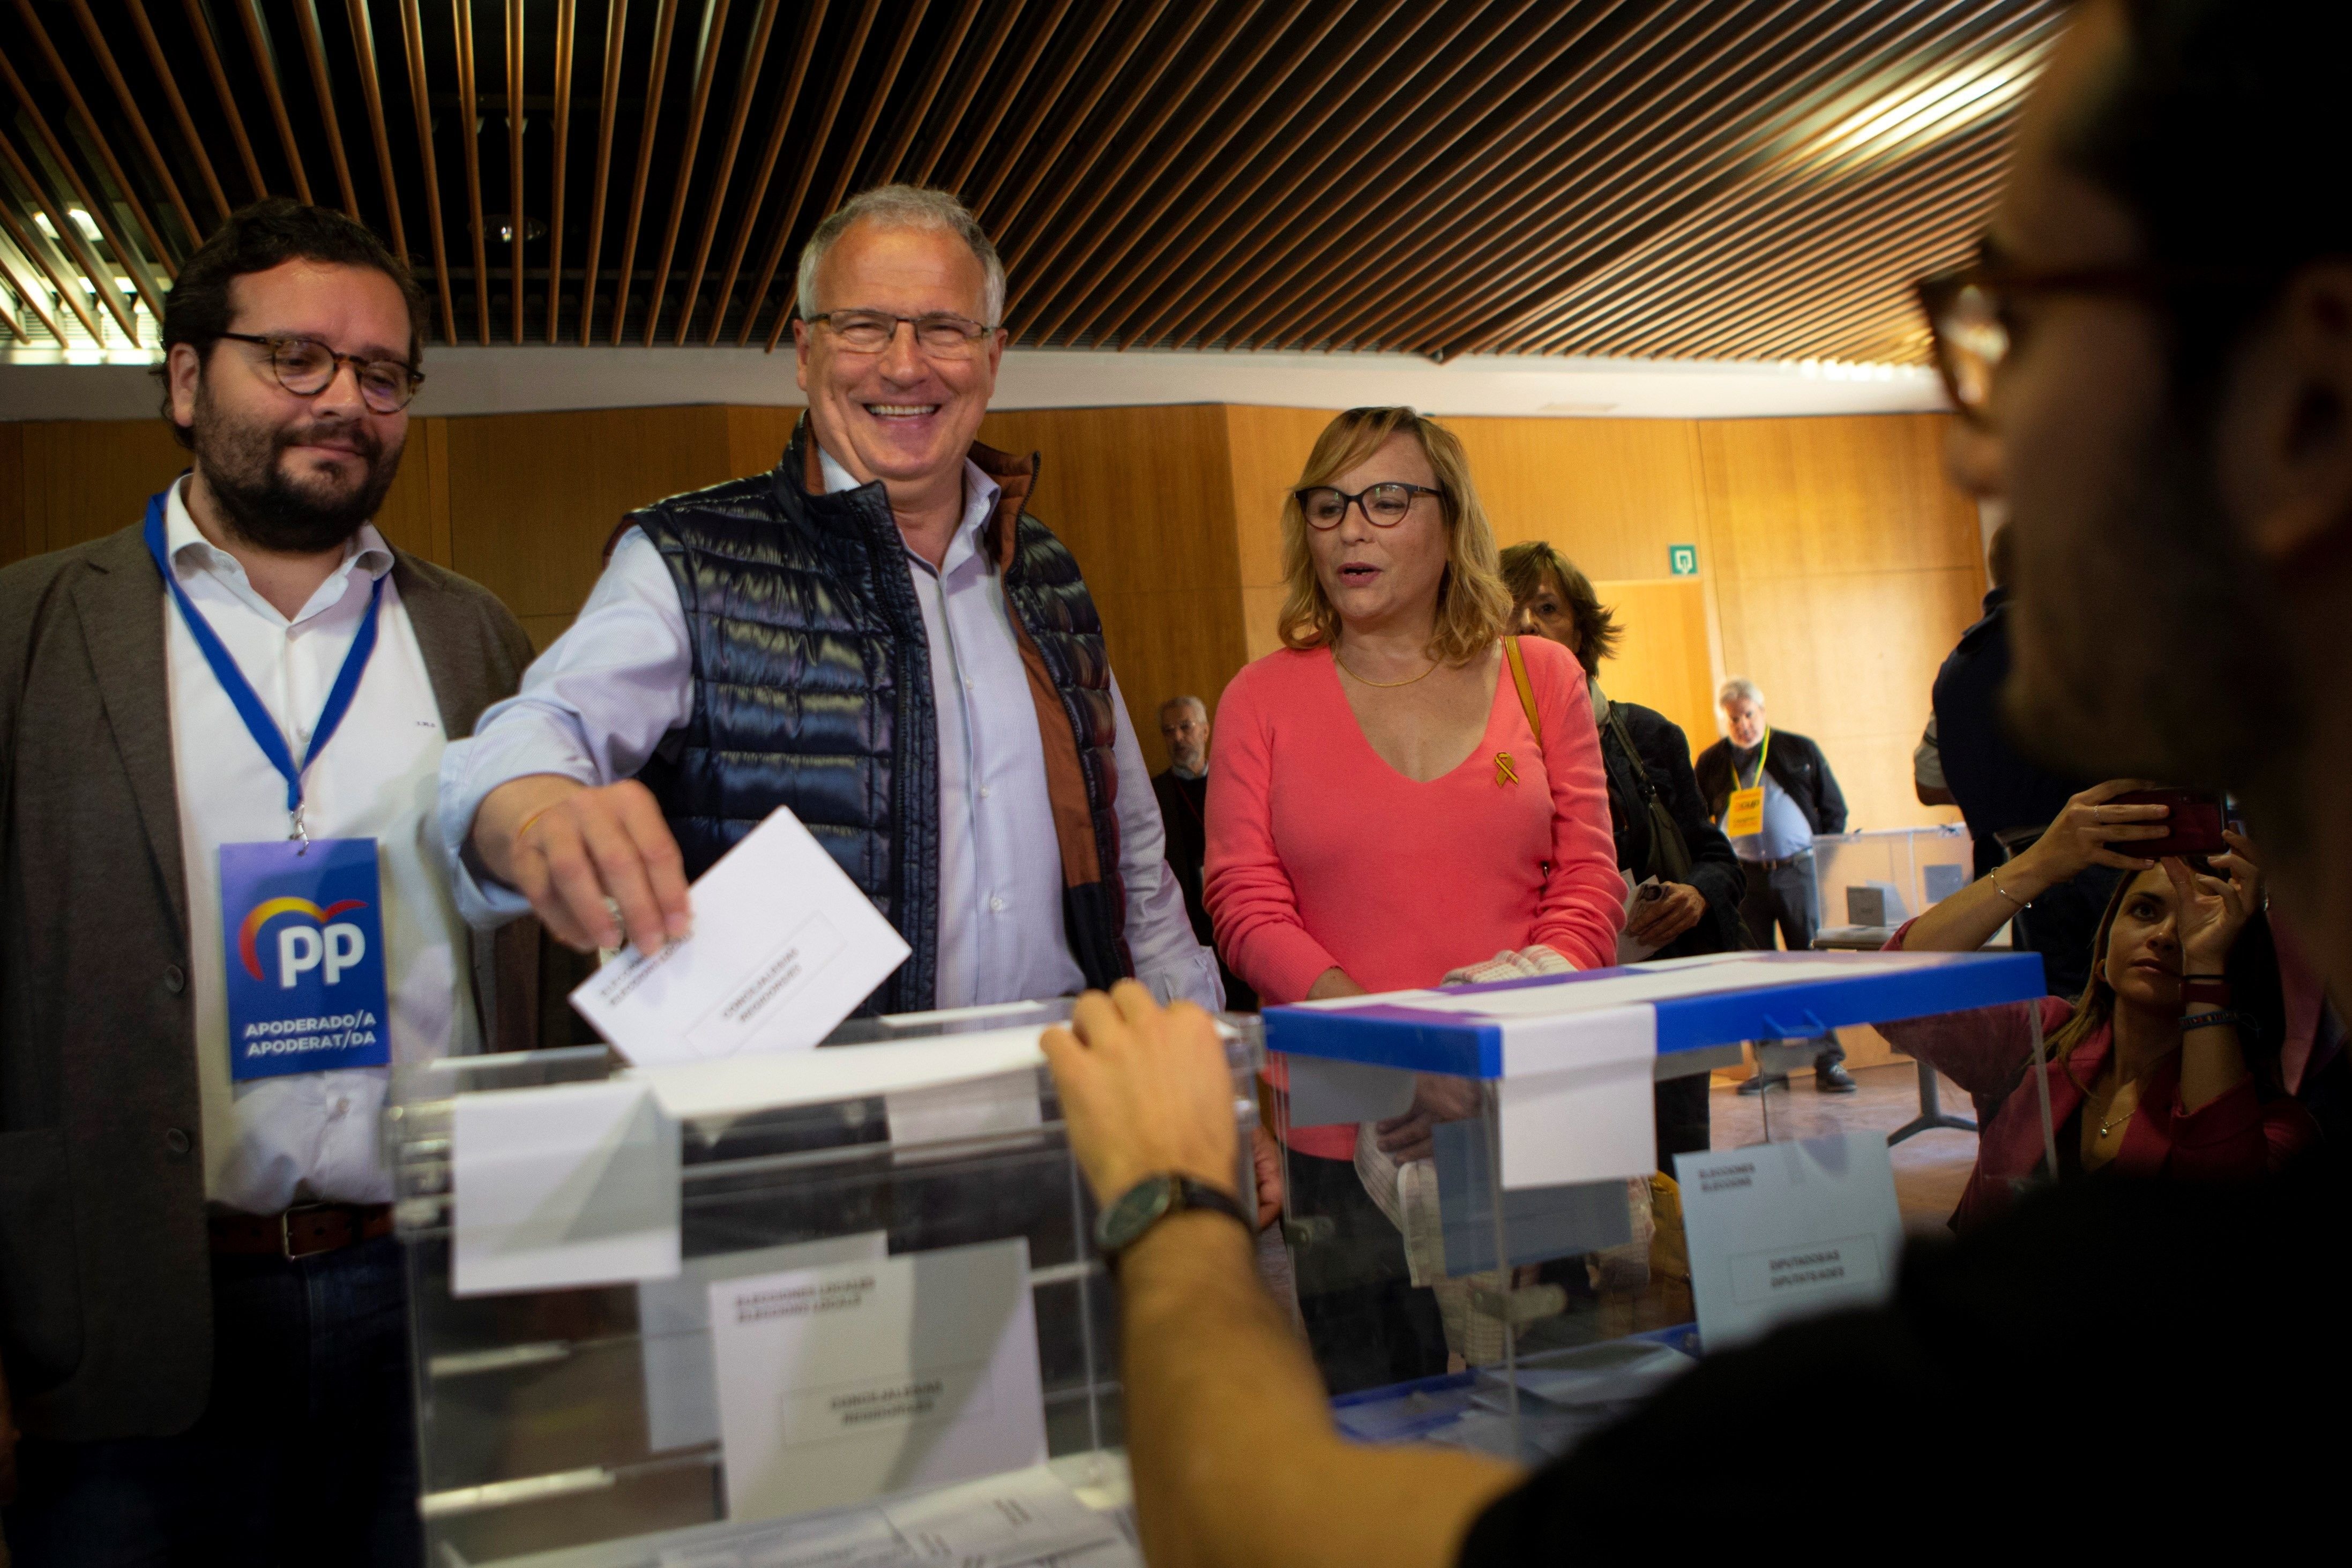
[1494,751,1519,786]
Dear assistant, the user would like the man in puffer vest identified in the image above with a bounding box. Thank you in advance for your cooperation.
[438,185,1219,1017]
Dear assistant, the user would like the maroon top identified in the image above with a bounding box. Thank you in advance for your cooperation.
[1878,956,2318,1229]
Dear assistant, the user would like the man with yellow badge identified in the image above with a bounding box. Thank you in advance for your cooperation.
[1693,677,1854,1093]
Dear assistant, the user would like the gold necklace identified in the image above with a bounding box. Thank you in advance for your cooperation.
[2094,1077,2144,1139]
[1333,649,1437,688]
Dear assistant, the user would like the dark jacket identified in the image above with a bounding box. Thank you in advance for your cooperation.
[1151,768,1255,1011]
[626,419,1131,1013]
[1693,727,1848,838]
[1933,589,2086,871]
[1597,699,1745,958]
[1932,588,2111,997]
[0,525,548,1441]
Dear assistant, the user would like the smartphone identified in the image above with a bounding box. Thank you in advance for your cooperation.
[2105,788,2227,859]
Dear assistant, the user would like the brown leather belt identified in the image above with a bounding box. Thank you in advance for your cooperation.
[210,1201,394,1260]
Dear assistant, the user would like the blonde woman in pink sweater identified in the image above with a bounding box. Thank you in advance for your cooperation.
[1204,406,1624,1390]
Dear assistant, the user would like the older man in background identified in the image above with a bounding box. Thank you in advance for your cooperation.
[1152,696,1254,1011]
[1694,677,1853,1091]
[443,185,1217,1014]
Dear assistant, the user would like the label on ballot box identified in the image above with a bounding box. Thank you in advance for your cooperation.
[708,1238,1047,1524]
[1673,1131,1903,1350]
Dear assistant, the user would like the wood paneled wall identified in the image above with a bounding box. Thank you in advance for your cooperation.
[0,404,1982,813]
[977,404,1250,769]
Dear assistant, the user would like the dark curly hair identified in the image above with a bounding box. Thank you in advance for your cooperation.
[1497,540,1622,680]
[155,198,426,449]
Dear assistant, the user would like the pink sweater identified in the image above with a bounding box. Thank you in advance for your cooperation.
[1204,639,1624,1155]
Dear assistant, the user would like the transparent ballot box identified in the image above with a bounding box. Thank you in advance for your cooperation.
[389,1001,1254,1567]
[1260,949,2049,1461]
[1808,823,1975,934]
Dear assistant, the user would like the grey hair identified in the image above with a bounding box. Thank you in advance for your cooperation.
[1160,695,1207,720]
[1719,677,1763,708]
[795,184,1006,324]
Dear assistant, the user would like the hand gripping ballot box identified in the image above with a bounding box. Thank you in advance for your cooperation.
[388,1001,1255,1568]
[1261,950,2050,1460]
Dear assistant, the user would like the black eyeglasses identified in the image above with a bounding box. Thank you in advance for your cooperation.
[1915,260,2273,424]
[1294,482,1442,529]
[805,309,999,357]
[219,332,423,414]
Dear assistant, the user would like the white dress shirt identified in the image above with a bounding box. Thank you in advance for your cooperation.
[439,447,1220,1011]
[160,478,480,1214]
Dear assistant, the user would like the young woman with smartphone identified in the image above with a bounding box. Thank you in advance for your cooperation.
[1887,780,2314,1229]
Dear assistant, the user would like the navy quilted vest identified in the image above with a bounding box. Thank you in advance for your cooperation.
[628,422,1130,1013]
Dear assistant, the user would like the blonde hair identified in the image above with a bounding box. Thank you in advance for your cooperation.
[1276,407,1511,664]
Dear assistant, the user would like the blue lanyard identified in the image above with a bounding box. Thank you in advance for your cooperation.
[142,488,385,838]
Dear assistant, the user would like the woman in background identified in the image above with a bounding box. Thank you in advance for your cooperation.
[1205,407,1622,1391]
[1888,781,2314,1229]
[1500,541,1744,1160]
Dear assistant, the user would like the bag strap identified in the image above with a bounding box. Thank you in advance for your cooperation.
[1504,636,1541,745]
[1603,703,1659,802]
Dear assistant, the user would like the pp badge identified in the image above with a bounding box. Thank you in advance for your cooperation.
[221,839,391,1080]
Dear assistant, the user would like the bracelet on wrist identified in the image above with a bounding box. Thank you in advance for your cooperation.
[1989,873,2027,910]
[2181,1008,2252,1036]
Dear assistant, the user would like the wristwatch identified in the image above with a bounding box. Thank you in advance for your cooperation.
[1093,1174,1250,1259]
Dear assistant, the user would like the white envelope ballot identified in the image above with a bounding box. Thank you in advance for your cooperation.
[570,807,910,1067]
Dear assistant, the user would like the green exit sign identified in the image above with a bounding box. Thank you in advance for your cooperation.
[1668,543,1699,577]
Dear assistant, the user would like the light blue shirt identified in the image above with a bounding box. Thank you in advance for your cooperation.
[438,447,1220,1012]
[1729,747,1815,863]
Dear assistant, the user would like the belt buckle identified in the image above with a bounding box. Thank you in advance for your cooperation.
[279,1201,335,1261]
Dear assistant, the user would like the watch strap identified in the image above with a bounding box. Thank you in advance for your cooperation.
[1097,1173,1250,1260]
[1168,1176,1251,1233]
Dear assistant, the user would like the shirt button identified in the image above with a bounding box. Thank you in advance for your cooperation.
[989,896,1006,914]
[164,1127,191,1158]
[977,786,992,799]
[163,964,186,994]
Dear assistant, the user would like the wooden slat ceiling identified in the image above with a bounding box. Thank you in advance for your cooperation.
[0,0,2061,363]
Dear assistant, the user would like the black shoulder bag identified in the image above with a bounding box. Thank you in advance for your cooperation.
[1602,703,1694,885]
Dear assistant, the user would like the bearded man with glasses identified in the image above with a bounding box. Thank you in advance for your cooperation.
[446,185,1219,1020]
[0,199,555,1563]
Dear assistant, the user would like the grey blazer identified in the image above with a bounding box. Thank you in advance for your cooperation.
[0,521,549,1440]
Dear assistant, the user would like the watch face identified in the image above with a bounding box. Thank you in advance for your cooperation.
[1095,1175,1175,1253]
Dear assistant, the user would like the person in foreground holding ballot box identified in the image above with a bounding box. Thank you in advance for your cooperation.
[1888,782,2313,1227]
[1203,407,1623,1391]
[1500,539,1743,1161]
[0,201,552,1564]
[441,184,1218,1016]
[1041,5,2352,1559]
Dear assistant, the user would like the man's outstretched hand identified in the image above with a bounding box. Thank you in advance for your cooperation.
[472,775,692,956]
[1041,981,1242,1209]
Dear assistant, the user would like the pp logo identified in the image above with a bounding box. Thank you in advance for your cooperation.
[239,897,370,989]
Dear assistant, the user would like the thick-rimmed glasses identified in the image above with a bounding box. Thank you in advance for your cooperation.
[218,331,422,414]
[1295,482,1441,529]
[807,309,998,357]
[1915,261,2271,424]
